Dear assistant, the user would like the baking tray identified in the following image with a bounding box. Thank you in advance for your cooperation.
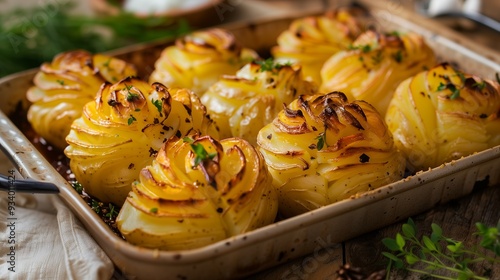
[1,1,499,279]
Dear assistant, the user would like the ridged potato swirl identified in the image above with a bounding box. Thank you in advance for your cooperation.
[117,135,277,250]
[26,50,137,150]
[320,30,436,116]
[201,61,317,144]
[149,28,259,95]
[271,8,365,85]
[385,63,500,172]
[64,77,219,206]
[257,91,405,217]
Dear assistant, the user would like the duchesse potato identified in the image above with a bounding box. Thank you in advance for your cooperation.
[26,50,137,150]
[201,61,317,144]
[64,77,219,206]
[149,28,259,95]
[117,135,278,250]
[271,8,365,85]
[385,63,500,172]
[320,30,436,116]
[257,91,405,217]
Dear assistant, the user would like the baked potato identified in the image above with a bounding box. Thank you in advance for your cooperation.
[271,8,365,85]
[200,60,317,144]
[26,50,137,150]
[385,63,500,172]
[149,28,259,95]
[64,77,219,206]
[117,135,277,250]
[320,30,436,116]
[257,91,405,217]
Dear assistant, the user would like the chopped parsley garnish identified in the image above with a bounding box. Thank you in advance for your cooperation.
[454,68,466,82]
[392,50,403,63]
[56,79,65,85]
[437,82,460,99]
[316,132,326,151]
[348,44,372,53]
[437,82,447,91]
[72,181,83,194]
[105,203,118,219]
[151,98,162,114]
[183,137,217,167]
[124,84,140,101]
[473,81,486,90]
[193,143,216,167]
[127,114,136,125]
[387,31,400,37]
[150,207,158,213]
[255,58,292,72]
[91,200,101,213]
[126,93,139,101]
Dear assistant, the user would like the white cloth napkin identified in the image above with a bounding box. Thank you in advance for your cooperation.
[0,190,114,280]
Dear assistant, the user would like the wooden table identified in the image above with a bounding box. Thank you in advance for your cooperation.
[250,183,500,279]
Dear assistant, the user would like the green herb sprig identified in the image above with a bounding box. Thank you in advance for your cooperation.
[316,132,326,151]
[437,82,461,99]
[183,137,217,167]
[127,114,136,125]
[382,218,500,280]
[0,1,190,77]
[255,58,292,72]
[348,44,372,53]
[151,98,162,114]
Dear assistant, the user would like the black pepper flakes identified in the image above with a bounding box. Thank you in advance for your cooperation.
[359,153,370,163]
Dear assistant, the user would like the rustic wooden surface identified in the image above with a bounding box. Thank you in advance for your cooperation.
[250,184,500,279]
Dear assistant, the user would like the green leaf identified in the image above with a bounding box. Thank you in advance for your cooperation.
[431,223,443,237]
[422,236,437,252]
[150,207,158,213]
[396,233,406,250]
[431,223,443,243]
[450,88,461,99]
[316,132,326,151]
[382,252,404,268]
[392,50,403,63]
[402,223,415,238]
[446,242,462,253]
[437,82,447,91]
[424,264,439,271]
[72,181,83,194]
[127,115,136,125]
[190,142,216,167]
[405,254,419,265]
[382,238,400,251]
[348,44,372,53]
[151,98,162,114]
[472,81,486,90]
[254,58,291,72]
[183,136,194,144]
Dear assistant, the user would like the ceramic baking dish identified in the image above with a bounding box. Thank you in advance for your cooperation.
[1,1,499,279]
